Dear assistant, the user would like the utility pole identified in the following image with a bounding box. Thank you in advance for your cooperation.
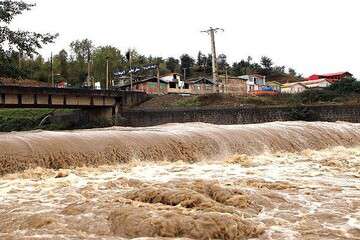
[126,49,133,90]
[157,65,160,95]
[106,59,109,90]
[51,52,54,87]
[201,27,224,82]
[183,68,187,82]
[86,52,91,88]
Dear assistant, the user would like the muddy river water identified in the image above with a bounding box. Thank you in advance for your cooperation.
[1,122,360,239]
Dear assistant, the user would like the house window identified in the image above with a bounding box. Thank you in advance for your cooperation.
[184,83,189,89]
[169,82,176,89]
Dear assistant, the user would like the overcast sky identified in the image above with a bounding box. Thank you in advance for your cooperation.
[11,0,360,77]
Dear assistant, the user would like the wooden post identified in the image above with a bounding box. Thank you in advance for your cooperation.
[106,59,109,90]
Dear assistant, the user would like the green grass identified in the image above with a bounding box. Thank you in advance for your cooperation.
[0,109,75,132]
[0,109,73,118]
[174,97,201,107]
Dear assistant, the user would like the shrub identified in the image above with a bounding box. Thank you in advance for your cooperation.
[328,77,360,94]
[287,107,319,121]
[296,89,340,104]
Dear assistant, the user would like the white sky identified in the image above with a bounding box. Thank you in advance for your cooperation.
[11,0,360,78]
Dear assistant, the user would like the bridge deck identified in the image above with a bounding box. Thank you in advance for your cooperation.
[0,86,147,109]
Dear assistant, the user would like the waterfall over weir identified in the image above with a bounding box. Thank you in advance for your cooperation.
[1,121,360,175]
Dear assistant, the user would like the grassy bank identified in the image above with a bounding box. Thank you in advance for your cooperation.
[0,108,117,132]
[0,109,72,132]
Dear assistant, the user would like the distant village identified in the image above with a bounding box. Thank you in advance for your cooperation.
[115,71,353,96]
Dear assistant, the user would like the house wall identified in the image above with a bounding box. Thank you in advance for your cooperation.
[306,81,331,88]
[168,83,191,94]
[282,84,306,94]
[268,83,282,92]
[190,84,216,95]
[245,75,266,93]
[222,78,247,95]
[131,82,168,94]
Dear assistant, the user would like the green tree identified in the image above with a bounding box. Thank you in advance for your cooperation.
[0,0,58,56]
[69,39,94,84]
[180,54,195,77]
[260,56,273,70]
[288,68,297,77]
[0,0,57,78]
[92,45,125,87]
[165,57,180,72]
[217,53,228,72]
[57,49,68,80]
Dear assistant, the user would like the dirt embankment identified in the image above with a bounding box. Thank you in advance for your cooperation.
[133,94,290,110]
[0,77,50,87]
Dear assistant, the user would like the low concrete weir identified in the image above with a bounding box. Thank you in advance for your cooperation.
[122,105,360,126]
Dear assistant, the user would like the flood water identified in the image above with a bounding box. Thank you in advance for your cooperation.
[1,122,360,240]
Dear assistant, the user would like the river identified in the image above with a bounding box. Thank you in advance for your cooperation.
[1,122,360,239]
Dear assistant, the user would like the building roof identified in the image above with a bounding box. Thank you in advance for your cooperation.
[238,74,265,80]
[320,72,352,77]
[159,73,182,83]
[185,77,216,85]
[300,79,330,86]
[267,81,282,86]
[308,72,352,79]
[220,75,247,81]
[282,82,307,88]
[119,77,167,88]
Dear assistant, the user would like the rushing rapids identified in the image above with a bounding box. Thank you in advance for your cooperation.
[1,121,360,175]
[1,121,360,239]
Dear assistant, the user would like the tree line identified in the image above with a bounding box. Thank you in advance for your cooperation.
[1,0,303,88]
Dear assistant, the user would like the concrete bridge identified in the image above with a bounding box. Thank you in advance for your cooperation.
[0,86,148,119]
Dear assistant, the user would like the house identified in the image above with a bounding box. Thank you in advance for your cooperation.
[281,82,307,94]
[239,74,266,93]
[282,79,332,94]
[308,72,353,83]
[266,81,282,92]
[219,75,247,95]
[161,73,190,94]
[119,77,168,94]
[300,79,331,89]
[56,81,67,88]
[186,77,217,95]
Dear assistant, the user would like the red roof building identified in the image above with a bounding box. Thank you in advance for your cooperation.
[308,72,353,82]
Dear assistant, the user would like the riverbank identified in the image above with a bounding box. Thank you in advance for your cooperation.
[0,109,113,132]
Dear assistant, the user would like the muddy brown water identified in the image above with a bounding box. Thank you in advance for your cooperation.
[1,122,360,239]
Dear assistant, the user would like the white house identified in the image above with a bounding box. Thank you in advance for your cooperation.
[281,82,307,94]
[239,74,266,93]
[300,79,331,88]
[282,79,331,94]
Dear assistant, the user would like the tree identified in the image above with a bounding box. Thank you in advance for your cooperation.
[260,56,273,70]
[70,39,93,63]
[92,45,125,87]
[69,39,94,84]
[0,0,58,78]
[288,68,297,77]
[165,57,179,72]
[217,53,228,72]
[0,1,58,56]
[57,50,68,80]
[180,54,195,77]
